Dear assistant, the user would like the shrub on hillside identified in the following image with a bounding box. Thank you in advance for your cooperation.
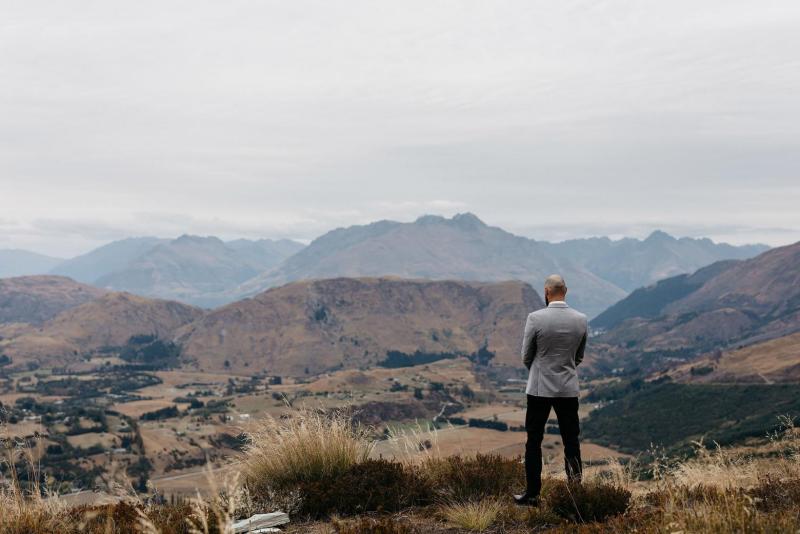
[522,505,564,530]
[421,454,524,502]
[544,481,631,523]
[291,459,432,517]
[332,515,418,534]
[69,501,205,534]
[749,476,800,512]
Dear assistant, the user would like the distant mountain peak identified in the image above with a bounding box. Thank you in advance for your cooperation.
[174,234,224,245]
[414,214,447,225]
[645,230,675,243]
[413,212,487,229]
[451,212,486,228]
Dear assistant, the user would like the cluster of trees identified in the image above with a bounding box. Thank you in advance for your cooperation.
[379,350,459,368]
[443,416,518,432]
[140,405,180,421]
[120,334,181,368]
[33,371,161,397]
[584,382,800,453]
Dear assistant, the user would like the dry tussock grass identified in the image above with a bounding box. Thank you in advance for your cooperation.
[384,419,441,463]
[242,408,374,494]
[4,406,800,533]
[641,416,800,533]
[1,419,71,533]
[439,498,504,532]
[669,416,800,491]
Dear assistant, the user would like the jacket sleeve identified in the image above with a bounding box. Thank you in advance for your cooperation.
[575,318,588,366]
[521,314,537,370]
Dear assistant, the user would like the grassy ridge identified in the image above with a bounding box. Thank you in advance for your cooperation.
[4,405,800,532]
[584,382,800,452]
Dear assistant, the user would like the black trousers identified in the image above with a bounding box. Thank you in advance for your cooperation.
[524,395,582,496]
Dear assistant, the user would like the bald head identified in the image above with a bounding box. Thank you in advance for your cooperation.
[544,274,567,303]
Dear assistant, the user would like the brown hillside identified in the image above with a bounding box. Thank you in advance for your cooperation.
[598,241,800,355]
[178,277,544,376]
[0,275,106,325]
[666,241,800,318]
[669,331,800,384]
[0,292,202,368]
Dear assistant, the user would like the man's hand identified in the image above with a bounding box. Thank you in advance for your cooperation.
[575,319,588,366]
[521,313,537,370]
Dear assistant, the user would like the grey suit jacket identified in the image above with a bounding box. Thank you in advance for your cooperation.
[521,301,588,398]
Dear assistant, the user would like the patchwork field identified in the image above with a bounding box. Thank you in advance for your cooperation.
[0,353,628,501]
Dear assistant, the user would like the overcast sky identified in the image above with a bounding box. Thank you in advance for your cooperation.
[2,1,800,257]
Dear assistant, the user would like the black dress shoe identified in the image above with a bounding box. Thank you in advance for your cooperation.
[513,492,540,506]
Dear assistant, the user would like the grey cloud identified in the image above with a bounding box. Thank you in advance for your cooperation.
[1,0,799,255]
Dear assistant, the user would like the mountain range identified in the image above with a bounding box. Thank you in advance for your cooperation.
[49,236,305,307]
[0,249,64,278]
[91,235,304,307]
[539,230,766,293]
[1,238,797,379]
[1,213,768,316]
[591,240,800,371]
[0,276,540,375]
[51,237,169,284]
[224,214,767,317]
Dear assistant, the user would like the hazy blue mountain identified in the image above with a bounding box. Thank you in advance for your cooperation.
[94,235,304,307]
[0,249,64,278]
[13,216,767,316]
[50,237,168,283]
[225,238,305,269]
[233,214,768,318]
[233,213,622,317]
[545,231,769,293]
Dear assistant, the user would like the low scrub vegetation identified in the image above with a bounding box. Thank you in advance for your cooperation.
[543,481,631,523]
[420,453,524,502]
[3,409,800,532]
[283,458,430,517]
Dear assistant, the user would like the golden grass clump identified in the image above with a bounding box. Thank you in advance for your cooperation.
[641,417,800,533]
[1,426,69,533]
[440,498,504,532]
[242,408,374,493]
[670,417,800,492]
[182,468,245,534]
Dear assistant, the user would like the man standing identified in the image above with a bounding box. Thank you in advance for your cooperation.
[515,274,588,505]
